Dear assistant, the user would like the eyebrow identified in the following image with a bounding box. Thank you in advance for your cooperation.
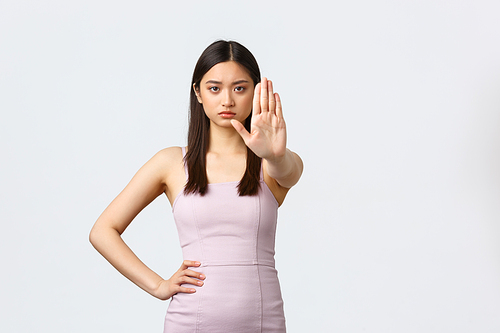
[205,79,250,85]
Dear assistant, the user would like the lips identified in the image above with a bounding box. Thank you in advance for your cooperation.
[218,111,236,118]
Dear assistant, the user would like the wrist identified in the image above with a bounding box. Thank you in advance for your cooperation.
[264,150,292,177]
[264,149,288,166]
[151,279,172,301]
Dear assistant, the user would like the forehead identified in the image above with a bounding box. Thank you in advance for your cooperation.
[201,61,252,83]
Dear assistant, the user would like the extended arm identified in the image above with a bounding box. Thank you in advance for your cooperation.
[231,77,303,189]
[263,148,303,189]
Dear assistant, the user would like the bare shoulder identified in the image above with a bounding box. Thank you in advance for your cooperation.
[152,146,183,168]
[135,147,184,190]
[153,147,186,204]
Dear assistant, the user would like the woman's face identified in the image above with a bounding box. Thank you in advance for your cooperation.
[195,61,254,128]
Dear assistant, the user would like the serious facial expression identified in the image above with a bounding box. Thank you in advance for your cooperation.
[194,61,254,128]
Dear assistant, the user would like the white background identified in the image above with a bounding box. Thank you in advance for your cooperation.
[1,1,500,332]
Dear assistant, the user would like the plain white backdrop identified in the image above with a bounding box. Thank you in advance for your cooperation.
[1,1,500,332]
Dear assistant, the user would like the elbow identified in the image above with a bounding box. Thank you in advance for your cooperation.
[89,220,121,251]
[277,152,304,188]
[89,223,108,249]
[89,225,99,248]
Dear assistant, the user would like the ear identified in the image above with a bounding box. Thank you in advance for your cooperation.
[193,83,202,104]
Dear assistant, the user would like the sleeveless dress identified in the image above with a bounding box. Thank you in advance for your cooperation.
[163,147,286,332]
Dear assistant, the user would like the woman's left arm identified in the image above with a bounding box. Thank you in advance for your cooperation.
[263,148,303,189]
[231,77,303,188]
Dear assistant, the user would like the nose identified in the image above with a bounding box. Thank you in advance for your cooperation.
[221,90,234,107]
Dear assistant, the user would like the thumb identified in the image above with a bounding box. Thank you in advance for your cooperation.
[231,119,251,144]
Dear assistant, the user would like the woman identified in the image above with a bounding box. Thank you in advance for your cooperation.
[90,40,303,332]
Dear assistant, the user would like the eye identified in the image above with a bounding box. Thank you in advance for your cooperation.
[234,86,245,92]
[209,86,219,92]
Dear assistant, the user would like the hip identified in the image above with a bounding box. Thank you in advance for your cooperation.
[164,265,286,332]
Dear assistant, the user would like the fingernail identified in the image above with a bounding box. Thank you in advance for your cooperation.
[197,281,203,286]
[191,289,196,292]
[199,274,205,279]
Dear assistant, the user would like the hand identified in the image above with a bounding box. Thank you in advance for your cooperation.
[153,260,205,300]
[231,77,287,163]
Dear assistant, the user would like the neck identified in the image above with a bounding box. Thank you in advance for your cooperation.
[208,121,247,155]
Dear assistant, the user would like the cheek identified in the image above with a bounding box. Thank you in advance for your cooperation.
[200,94,216,110]
[242,95,253,110]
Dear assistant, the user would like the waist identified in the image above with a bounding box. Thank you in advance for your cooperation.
[195,259,275,268]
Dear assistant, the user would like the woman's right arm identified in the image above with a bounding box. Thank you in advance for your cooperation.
[89,148,204,300]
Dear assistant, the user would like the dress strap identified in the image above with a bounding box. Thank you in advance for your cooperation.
[181,147,189,181]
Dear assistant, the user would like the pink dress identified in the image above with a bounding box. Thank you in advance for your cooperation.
[163,147,286,332]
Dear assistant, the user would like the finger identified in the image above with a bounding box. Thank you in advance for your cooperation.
[231,119,251,145]
[261,77,269,112]
[268,80,276,114]
[275,93,283,119]
[180,260,201,271]
[253,82,261,116]
[176,286,197,293]
[178,275,205,287]
[182,269,206,280]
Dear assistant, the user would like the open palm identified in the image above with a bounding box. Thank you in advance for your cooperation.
[231,77,287,163]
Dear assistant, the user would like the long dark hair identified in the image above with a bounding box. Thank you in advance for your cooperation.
[184,40,262,196]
